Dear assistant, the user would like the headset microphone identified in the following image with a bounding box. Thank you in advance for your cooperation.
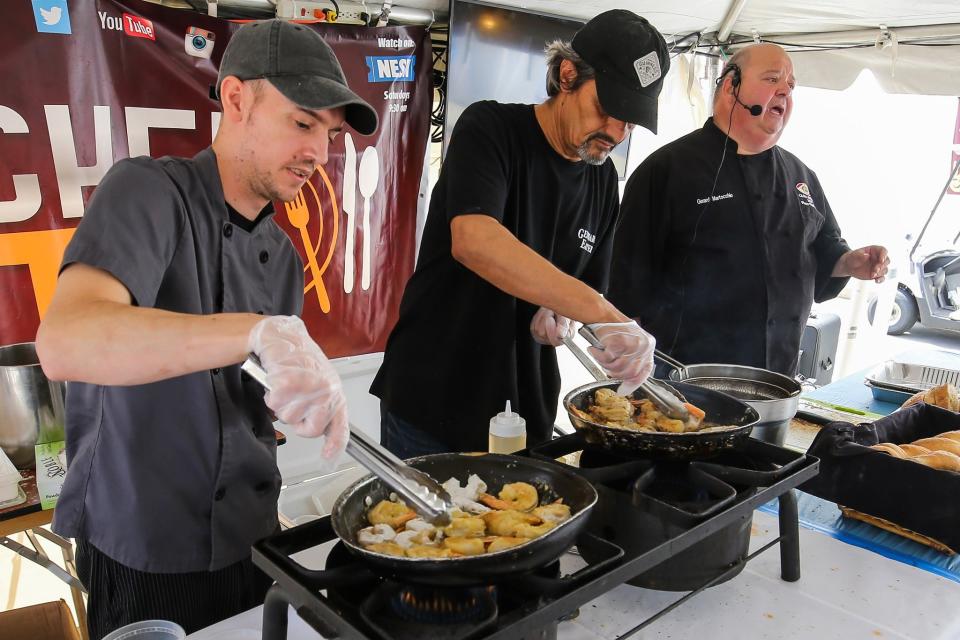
[735,95,763,117]
[720,63,763,116]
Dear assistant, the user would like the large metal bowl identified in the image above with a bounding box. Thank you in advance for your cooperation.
[0,342,66,469]
[660,355,801,446]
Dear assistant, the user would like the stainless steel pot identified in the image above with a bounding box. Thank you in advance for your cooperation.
[0,342,66,469]
[657,352,800,446]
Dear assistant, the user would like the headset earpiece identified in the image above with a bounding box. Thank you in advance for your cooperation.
[715,63,742,89]
[730,64,742,87]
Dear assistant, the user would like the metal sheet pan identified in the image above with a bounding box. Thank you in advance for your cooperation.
[865,350,960,394]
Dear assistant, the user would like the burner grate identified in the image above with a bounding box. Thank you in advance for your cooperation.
[358,584,498,639]
[252,430,818,640]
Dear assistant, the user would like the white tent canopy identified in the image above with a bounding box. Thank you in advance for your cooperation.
[399,0,960,95]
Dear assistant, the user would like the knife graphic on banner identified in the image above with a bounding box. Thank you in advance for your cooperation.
[342,133,357,294]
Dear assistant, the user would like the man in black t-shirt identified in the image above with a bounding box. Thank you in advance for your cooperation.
[371,11,670,455]
[609,44,889,376]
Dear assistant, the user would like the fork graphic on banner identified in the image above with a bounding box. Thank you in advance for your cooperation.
[285,165,339,313]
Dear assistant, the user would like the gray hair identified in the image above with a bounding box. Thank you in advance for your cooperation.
[544,39,596,97]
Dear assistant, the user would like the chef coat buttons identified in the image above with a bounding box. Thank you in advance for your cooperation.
[259,250,269,264]
[212,368,221,375]
[223,224,233,238]
[214,487,226,501]
[254,480,273,493]
[767,318,776,327]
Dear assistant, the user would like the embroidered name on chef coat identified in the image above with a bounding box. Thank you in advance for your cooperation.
[695,192,734,205]
[577,227,596,253]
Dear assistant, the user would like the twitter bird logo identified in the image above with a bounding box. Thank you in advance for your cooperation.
[40,6,62,25]
[32,0,72,34]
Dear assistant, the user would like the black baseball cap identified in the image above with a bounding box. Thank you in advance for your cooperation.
[213,20,378,136]
[571,10,670,133]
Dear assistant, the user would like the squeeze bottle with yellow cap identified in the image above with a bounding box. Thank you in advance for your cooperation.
[488,401,527,454]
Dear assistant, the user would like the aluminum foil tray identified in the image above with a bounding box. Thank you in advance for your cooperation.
[864,350,960,394]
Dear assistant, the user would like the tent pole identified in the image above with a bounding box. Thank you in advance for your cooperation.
[717,0,750,43]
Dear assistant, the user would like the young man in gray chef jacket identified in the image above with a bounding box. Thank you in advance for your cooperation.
[37,20,377,638]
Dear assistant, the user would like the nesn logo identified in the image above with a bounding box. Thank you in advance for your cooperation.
[365,55,416,82]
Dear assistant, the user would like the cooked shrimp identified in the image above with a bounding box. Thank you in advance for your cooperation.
[357,523,397,546]
[592,388,635,424]
[404,518,435,532]
[482,510,540,536]
[393,530,419,549]
[443,516,486,538]
[406,545,457,559]
[513,521,556,538]
[655,416,686,433]
[486,536,527,553]
[368,500,417,529]
[683,402,706,429]
[443,536,486,556]
[442,474,491,514]
[366,541,406,557]
[532,502,571,523]
[480,482,539,511]
[411,528,443,545]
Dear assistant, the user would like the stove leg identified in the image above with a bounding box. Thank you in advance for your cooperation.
[262,583,290,640]
[777,489,800,582]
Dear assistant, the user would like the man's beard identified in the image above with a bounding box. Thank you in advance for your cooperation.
[249,168,289,204]
[576,132,618,166]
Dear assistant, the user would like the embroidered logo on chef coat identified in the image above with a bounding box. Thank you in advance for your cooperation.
[633,51,662,88]
[577,228,596,254]
[795,182,815,207]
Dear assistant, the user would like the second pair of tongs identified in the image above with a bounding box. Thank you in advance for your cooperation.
[565,326,691,424]
[241,356,454,526]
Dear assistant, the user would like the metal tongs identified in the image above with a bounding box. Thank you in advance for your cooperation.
[241,356,454,526]
[566,326,692,424]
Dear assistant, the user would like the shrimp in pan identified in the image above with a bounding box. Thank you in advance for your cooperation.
[479,482,539,511]
[443,536,486,556]
[482,510,540,536]
[532,502,571,523]
[367,500,417,529]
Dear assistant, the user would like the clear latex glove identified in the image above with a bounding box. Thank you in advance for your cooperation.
[586,321,656,396]
[530,307,578,346]
[247,316,349,460]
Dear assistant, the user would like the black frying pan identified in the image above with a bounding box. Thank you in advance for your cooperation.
[564,380,760,458]
[329,453,597,586]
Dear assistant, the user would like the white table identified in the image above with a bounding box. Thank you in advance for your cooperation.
[190,509,960,640]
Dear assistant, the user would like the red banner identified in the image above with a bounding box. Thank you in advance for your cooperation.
[0,0,430,357]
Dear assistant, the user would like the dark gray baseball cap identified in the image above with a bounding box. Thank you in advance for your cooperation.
[213,19,378,136]
[572,10,669,133]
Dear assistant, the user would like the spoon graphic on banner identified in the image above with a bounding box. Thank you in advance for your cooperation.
[358,145,380,291]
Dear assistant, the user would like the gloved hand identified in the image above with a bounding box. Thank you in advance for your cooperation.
[530,307,577,346]
[247,316,348,460]
[585,321,656,396]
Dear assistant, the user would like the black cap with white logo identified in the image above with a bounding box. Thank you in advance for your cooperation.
[572,10,670,133]
[213,19,378,136]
